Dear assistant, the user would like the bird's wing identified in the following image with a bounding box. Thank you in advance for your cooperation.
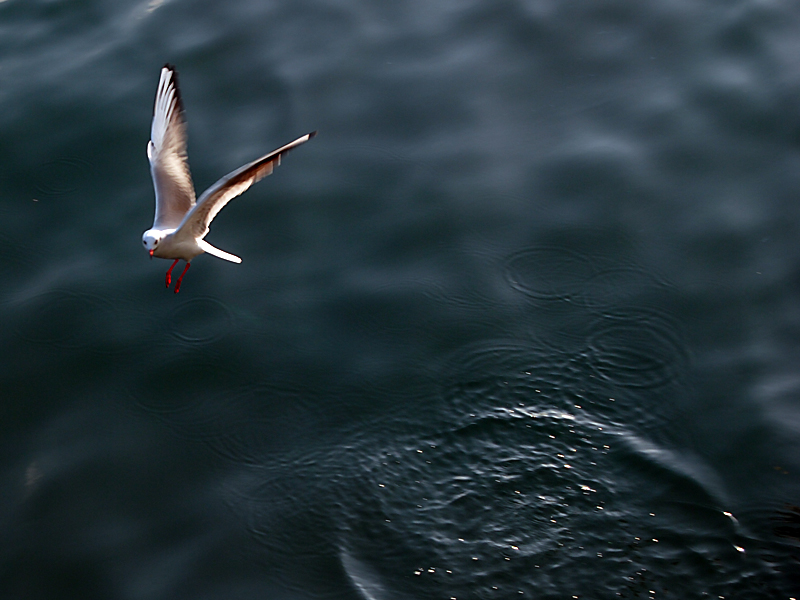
[148,64,196,229]
[174,131,317,241]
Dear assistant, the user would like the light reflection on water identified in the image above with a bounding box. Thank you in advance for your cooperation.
[1,0,799,598]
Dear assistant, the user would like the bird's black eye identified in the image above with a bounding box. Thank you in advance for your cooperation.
[143,240,146,244]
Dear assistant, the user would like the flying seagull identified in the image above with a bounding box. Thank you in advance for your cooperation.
[142,64,316,293]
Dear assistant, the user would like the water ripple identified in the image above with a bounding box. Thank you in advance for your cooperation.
[336,406,746,599]
[585,308,688,390]
[168,296,234,345]
[33,157,94,197]
[0,231,36,297]
[13,289,117,351]
[504,245,597,303]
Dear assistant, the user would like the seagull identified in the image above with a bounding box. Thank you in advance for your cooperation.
[142,64,316,293]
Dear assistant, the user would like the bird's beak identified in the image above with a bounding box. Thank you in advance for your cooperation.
[149,249,154,259]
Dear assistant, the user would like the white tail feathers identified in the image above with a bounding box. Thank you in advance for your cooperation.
[197,239,242,263]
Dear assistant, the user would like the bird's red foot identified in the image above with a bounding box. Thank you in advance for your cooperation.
[165,259,179,288]
[174,262,191,294]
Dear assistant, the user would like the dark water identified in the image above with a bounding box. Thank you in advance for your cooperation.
[1,0,800,598]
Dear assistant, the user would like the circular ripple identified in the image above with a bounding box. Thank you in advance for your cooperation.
[169,297,234,344]
[436,339,593,424]
[585,309,688,389]
[14,290,116,350]
[34,157,93,196]
[504,246,597,303]
[583,265,675,313]
[335,415,613,599]
[420,278,499,315]
[335,406,745,600]
[200,382,317,465]
[0,233,36,298]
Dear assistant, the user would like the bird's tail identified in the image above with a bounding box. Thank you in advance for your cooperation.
[197,239,242,263]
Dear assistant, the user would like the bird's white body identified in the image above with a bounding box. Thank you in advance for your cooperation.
[144,228,239,263]
[143,64,316,291]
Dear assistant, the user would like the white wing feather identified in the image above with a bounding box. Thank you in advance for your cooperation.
[173,131,317,241]
[149,65,196,229]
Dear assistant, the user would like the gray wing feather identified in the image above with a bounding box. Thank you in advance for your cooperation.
[174,131,317,241]
[149,65,196,229]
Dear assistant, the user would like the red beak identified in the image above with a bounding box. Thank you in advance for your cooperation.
[149,249,154,258]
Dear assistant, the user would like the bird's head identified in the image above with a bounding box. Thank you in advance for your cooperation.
[142,229,165,258]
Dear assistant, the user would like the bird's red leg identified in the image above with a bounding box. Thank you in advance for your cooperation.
[165,259,179,288]
[174,262,191,294]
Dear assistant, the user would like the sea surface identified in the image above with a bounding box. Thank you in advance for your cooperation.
[1,0,799,598]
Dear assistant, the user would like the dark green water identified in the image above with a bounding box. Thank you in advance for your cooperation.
[1,0,799,598]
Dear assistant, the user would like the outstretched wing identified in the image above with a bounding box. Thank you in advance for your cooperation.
[174,131,317,241]
[148,64,196,229]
